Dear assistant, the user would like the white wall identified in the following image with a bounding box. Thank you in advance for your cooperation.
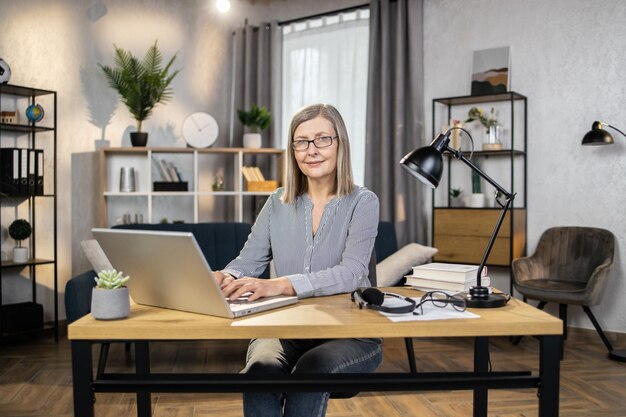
[0,0,364,321]
[424,0,626,333]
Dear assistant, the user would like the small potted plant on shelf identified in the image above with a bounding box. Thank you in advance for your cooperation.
[91,269,131,320]
[450,188,464,207]
[237,104,271,148]
[100,41,180,147]
[8,219,31,263]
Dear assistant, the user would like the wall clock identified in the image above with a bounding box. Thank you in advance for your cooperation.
[182,112,219,148]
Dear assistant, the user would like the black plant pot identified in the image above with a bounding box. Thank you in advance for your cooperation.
[130,132,148,147]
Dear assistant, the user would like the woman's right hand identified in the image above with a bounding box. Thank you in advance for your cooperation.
[214,271,235,290]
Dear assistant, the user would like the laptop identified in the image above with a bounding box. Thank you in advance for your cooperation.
[92,228,298,318]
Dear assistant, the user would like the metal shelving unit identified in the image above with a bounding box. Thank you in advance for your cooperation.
[431,91,527,294]
[0,83,58,341]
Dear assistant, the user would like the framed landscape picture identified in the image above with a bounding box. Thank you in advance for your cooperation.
[470,46,510,95]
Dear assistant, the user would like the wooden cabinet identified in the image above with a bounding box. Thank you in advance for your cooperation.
[0,84,58,341]
[431,92,527,280]
[98,147,285,227]
[433,208,526,266]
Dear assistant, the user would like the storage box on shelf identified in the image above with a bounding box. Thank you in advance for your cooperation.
[0,84,58,341]
[431,92,527,293]
[98,147,285,227]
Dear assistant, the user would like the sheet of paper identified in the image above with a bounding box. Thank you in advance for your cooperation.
[379,297,480,322]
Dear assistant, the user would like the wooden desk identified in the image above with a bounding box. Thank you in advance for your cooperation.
[68,288,563,417]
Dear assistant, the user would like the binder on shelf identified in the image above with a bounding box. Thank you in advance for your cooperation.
[0,147,20,195]
[19,148,29,195]
[28,149,36,196]
[35,149,44,195]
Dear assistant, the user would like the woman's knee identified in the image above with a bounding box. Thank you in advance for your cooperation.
[293,339,383,374]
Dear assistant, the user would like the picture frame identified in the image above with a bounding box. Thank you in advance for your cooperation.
[470,46,510,95]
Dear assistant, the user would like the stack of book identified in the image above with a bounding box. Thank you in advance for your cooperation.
[242,166,278,192]
[405,262,491,293]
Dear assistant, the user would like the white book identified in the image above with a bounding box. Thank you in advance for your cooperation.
[156,159,173,181]
[405,276,491,292]
[166,161,180,182]
[411,262,480,283]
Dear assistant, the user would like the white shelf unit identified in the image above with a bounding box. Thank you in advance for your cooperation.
[98,147,285,227]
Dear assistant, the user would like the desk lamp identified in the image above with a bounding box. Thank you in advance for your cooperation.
[581,121,626,145]
[400,127,511,308]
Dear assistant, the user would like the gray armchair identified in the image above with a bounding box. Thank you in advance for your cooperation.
[512,226,625,361]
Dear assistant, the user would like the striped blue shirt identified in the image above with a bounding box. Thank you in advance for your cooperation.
[222,186,379,298]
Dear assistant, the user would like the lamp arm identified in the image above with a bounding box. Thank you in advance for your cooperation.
[446,145,514,199]
[606,123,626,139]
[444,144,516,285]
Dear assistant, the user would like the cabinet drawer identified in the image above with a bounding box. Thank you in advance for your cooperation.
[434,236,511,266]
[434,209,513,237]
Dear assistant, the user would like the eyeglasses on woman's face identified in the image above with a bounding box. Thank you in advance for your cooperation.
[291,136,336,151]
[413,291,467,315]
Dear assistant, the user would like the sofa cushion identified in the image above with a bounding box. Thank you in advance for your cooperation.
[376,243,438,287]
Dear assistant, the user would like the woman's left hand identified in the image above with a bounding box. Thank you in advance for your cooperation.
[221,277,296,302]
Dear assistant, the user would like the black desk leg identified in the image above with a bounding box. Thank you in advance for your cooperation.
[539,335,561,417]
[71,341,94,417]
[473,337,489,417]
[135,341,152,417]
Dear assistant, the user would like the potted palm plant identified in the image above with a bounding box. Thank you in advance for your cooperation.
[237,104,271,148]
[91,269,131,320]
[100,41,180,147]
[9,219,31,263]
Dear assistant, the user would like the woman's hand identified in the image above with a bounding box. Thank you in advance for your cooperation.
[214,271,235,288]
[221,277,296,302]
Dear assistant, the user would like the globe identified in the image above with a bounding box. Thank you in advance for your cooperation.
[26,104,44,123]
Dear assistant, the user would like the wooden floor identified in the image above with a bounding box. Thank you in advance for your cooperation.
[1,327,626,417]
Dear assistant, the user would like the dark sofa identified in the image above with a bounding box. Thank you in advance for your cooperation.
[65,221,398,324]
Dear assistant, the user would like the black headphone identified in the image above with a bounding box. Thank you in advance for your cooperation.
[351,288,417,314]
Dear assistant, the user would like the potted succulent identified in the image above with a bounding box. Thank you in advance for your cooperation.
[91,269,131,320]
[100,41,180,147]
[237,104,271,148]
[450,188,464,207]
[8,219,31,263]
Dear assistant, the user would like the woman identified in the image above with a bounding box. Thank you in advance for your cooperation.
[214,104,382,417]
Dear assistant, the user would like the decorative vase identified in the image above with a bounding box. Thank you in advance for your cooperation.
[12,247,28,263]
[482,125,503,151]
[91,287,131,320]
[130,132,148,147]
[469,193,485,208]
[243,133,262,148]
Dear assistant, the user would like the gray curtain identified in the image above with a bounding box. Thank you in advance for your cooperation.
[231,21,282,148]
[364,0,426,246]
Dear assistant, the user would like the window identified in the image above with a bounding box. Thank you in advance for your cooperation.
[281,9,369,185]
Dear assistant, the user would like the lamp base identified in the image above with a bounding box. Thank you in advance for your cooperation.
[608,349,626,362]
[463,286,509,308]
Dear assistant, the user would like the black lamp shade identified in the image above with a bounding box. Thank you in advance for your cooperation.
[582,121,614,145]
[400,146,443,189]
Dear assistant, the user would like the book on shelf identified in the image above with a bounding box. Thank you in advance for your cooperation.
[411,262,480,283]
[405,275,491,292]
[153,158,172,182]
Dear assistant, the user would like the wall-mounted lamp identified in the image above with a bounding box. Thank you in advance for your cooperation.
[400,127,513,308]
[216,0,231,13]
[581,121,626,145]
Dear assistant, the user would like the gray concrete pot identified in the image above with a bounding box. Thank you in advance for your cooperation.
[91,287,130,320]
